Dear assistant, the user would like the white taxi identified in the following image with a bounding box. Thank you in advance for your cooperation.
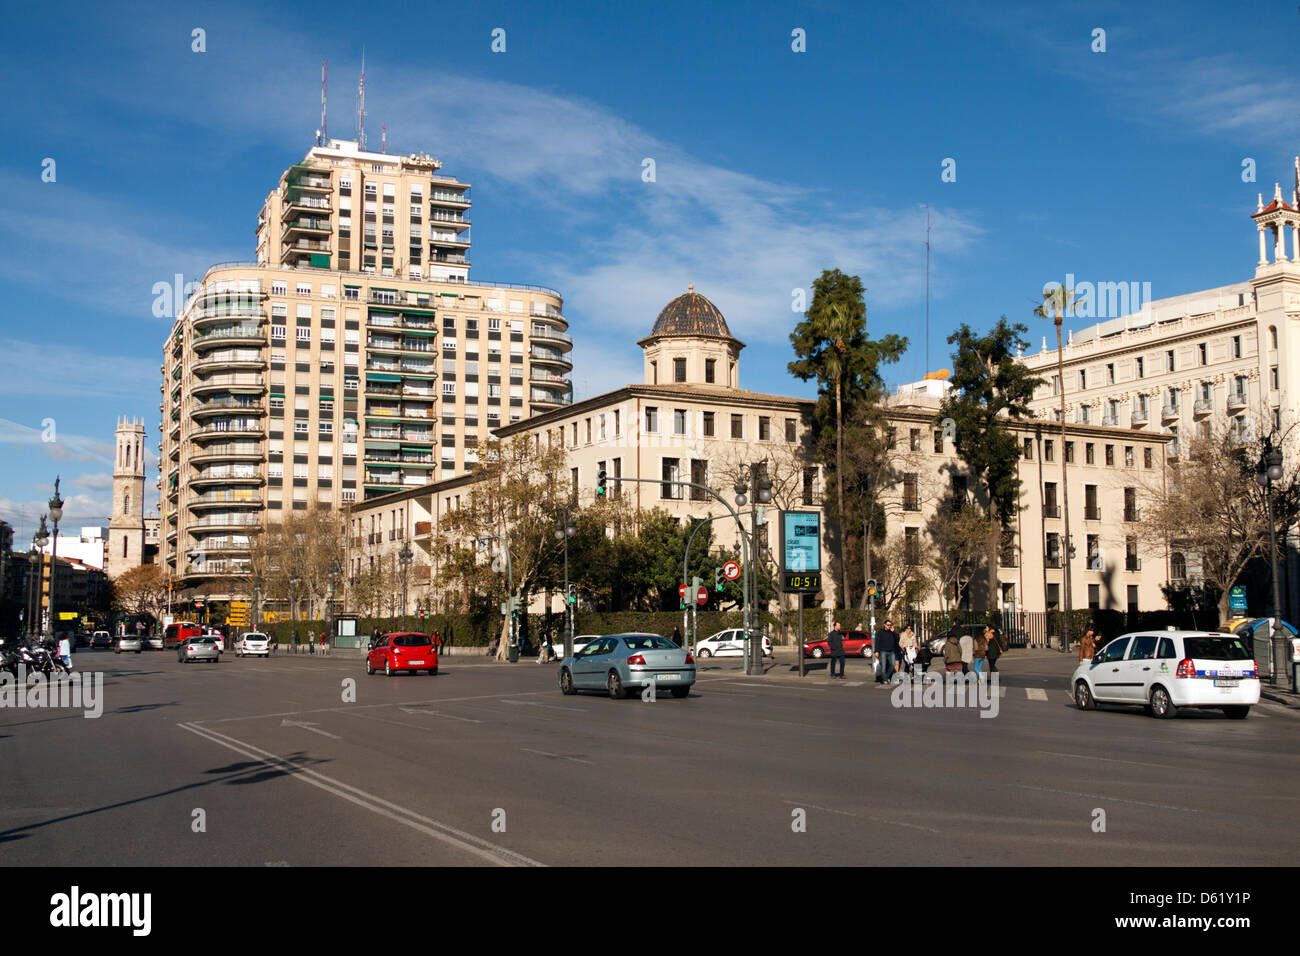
[1072,630,1260,719]
[695,628,773,659]
[235,631,270,657]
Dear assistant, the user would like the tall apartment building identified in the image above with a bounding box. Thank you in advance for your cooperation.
[160,139,572,597]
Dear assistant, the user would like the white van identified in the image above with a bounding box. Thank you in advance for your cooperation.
[236,632,270,658]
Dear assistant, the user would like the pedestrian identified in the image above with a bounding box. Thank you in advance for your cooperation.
[899,624,918,675]
[433,631,442,655]
[959,627,973,675]
[827,620,846,680]
[1079,624,1097,663]
[942,625,964,674]
[57,635,72,670]
[671,625,682,646]
[308,630,316,654]
[987,625,1006,673]
[874,618,900,685]
[371,627,382,651]
[320,632,329,656]
[973,626,990,680]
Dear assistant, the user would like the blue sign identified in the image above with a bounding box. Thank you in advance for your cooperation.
[781,511,820,574]
[1229,585,1247,613]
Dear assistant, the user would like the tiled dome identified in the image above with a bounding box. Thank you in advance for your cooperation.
[649,284,732,339]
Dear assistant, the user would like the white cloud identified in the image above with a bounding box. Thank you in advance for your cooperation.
[0,418,113,463]
[0,339,159,402]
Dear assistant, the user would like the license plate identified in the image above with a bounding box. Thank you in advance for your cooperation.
[655,674,681,681]
[1214,679,1238,687]
[409,659,424,666]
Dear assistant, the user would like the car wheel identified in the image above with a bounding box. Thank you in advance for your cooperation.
[365,658,374,675]
[428,667,438,675]
[115,648,120,655]
[699,648,712,658]
[607,670,626,699]
[384,659,392,677]
[560,668,576,695]
[1074,680,1096,711]
[861,645,870,658]
[670,685,690,699]
[1223,705,1250,719]
[1150,686,1177,719]
[812,647,824,659]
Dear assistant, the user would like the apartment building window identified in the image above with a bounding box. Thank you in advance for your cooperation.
[1085,442,1095,465]
[488,318,501,332]
[1047,582,1061,610]
[1135,356,1145,378]
[1124,487,1139,522]
[690,459,709,500]
[1144,447,1153,469]
[271,325,286,340]
[1051,374,1060,396]
[802,468,816,505]
[786,418,797,443]
[1044,482,1059,518]
[271,281,287,296]
[674,357,686,383]
[614,409,621,435]
[1088,584,1101,610]
[909,428,922,452]
[1065,441,1075,463]
[661,458,681,499]
[598,414,606,441]
[344,287,359,300]
[705,359,716,384]
[1166,349,1175,372]
[903,474,920,511]
[1086,535,1101,571]
[442,382,456,396]
[759,417,771,441]
[570,422,578,447]
[1271,366,1279,390]
[645,406,658,433]
[1022,438,1032,460]
[1046,534,1061,571]
[295,282,311,297]
[612,457,622,499]
[1078,369,1087,390]
[731,415,743,440]
[1124,445,1134,468]
[702,411,715,437]
[294,421,309,435]
[1232,335,1242,359]
[1085,484,1099,521]
[674,409,687,436]
[1044,440,1054,462]
[1125,537,1141,572]
[1106,363,1115,384]
[1105,444,1114,466]
[296,327,310,342]
[1199,342,1208,365]
[270,396,284,411]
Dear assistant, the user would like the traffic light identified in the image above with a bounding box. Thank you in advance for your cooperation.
[714,567,725,592]
[596,469,607,498]
[866,579,878,602]
[567,584,576,605]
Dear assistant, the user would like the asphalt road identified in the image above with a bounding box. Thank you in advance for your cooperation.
[3,647,1298,866]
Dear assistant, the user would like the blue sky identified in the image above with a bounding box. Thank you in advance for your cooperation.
[1,0,1297,539]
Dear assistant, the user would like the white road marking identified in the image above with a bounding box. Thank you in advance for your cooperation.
[502,700,586,712]
[397,706,482,723]
[782,800,940,833]
[521,748,591,765]
[281,719,342,739]
[178,722,544,867]
[1025,688,1049,701]
[193,690,554,726]
[1033,751,1182,770]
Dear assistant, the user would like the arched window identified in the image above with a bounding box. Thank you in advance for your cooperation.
[1170,552,1186,581]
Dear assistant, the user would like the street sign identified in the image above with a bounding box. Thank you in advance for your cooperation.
[722,560,741,581]
[696,586,708,606]
[678,583,688,599]
[779,511,821,593]
[1229,585,1248,613]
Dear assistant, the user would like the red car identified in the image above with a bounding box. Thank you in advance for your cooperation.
[366,632,439,676]
[803,630,873,659]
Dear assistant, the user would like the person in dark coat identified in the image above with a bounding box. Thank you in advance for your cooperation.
[986,625,1006,672]
[827,620,846,680]
[874,618,900,684]
[942,625,965,673]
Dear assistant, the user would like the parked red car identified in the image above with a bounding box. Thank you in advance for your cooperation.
[803,630,873,659]
[366,632,438,676]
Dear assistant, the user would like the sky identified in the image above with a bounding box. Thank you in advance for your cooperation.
[1,0,1297,542]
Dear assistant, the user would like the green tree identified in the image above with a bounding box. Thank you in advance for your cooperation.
[789,269,906,608]
[938,318,1043,607]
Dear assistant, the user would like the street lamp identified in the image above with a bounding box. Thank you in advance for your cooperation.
[289,574,300,653]
[734,465,773,675]
[1254,439,1288,688]
[327,560,340,646]
[47,478,63,635]
[398,545,413,631]
[32,517,49,639]
[555,511,576,660]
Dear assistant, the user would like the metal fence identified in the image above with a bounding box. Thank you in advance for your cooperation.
[909,608,1222,649]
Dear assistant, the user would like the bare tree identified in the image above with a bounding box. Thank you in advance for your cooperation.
[925,504,994,615]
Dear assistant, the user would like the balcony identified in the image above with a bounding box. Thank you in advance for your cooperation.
[1043,504,1061,519]
[1130,406,1149,426]
[428,191,471,208]
[193,302,263,326]
[530,327,573,346]
[189,490,262,509]
[1101,412,1118,427]
[1193,398,1213,417]
[192,398,264,419]
[281,238,332,265]
[1085,507,1101,521]
[998,549,1018,568]
[1045,554,1062,569]
[192,373,265,395]
[530,369,571,387]
[191,467,262,486]
[189,513,261,528]
[903,496,921,512]
[1124,507,1140,522]
[191,421,263,440]
[1161,403,1179,422]
[190,443,262,463]
[194,326,264,349]
[530,390,573,407]
[1227,390,1248,411]
[367,337,434,353]
[1126,557,1142,571]
[281,216,331,239]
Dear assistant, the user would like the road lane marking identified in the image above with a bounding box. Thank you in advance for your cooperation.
[178,722,544,867]
[1025,688,1049,701]
[502,700,586,712]
[521,748,592,764]
[1033,751,1182,770]
[281,719,342,739]
[1013,783,1252,819]
[782,800,940,833]
[397,706,482,723]
[192,690,554,725]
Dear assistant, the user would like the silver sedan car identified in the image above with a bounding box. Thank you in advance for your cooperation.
[558,633,695,699]
[178,636,221,664]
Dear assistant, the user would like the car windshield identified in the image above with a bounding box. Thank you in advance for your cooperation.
[1184,637,1253,660]
[393,634,431,647]
[623,635,677,651]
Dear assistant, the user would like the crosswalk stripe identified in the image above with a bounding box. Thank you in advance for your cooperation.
[1025,688,1049,701]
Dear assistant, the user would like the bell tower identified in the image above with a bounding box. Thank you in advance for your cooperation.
[107,416,147,579]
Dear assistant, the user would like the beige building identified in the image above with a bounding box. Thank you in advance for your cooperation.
[349,288,1175,619]
[160,139,572,595]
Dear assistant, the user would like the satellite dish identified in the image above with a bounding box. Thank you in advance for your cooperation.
[923,370,951,381]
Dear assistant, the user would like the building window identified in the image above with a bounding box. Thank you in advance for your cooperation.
[674,409,687,436]
[674,357,686,383]
[1105,444,1114,466]
[705,359,716,384]
[1124,487,1139,522]
[1065,441,1075,464]
[1199,343,1207,366]
[903,474,919,511]
[786,418,797,443]
[1143,447,1153,469]
[759,417,771,441]
[1078,369,1087,390]
[1166,349,1175,373]
[1088,584,1101,610]
[1135,356,1145,378]
[905,527,920,565]
[1022,438,1032,460]
[1085,442,1095,465]
[645,406,658,433]
[1044,440,1054,462]
[909,428,922,452]
[1085,484,1099,520]
[1044,482,1059,518]
[703,411,714,438]
[661,458,681,499]
[802,468,816,505]
[1232,335,1242,359]
[690,459,709,500]
[1046,582,1060,611]
[1271,366,1279,391]
[1269,326,1278,350]
[1106,363,1115,384]
[731,415,743,440]
[1124,445,1134,468]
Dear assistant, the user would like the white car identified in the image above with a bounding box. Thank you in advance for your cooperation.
[236,632,270,657]
[695,629,773,659]
[1072,630,1260,719]
[204,629,225,652]
[116,635,142,653]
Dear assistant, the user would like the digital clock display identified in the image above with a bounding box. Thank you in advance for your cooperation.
[784,573,821,593]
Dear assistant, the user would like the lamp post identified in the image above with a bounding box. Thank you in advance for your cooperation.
[1255,438,1288,688]
[735,464,773,676]
[289,574,300,653]
[48,478,63,636]
[327,560,340,645]
[32,517,49,639]
[554,511,576,660]
[398,545,413,631]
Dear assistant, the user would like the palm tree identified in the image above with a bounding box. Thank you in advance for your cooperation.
[1034,283,1086,651]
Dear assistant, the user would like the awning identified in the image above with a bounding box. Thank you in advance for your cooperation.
[365,441,400,450]
[366,373,400,382]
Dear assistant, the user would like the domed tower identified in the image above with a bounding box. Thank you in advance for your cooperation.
[637,284,745,387]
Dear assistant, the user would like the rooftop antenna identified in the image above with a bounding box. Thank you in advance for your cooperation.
[357,49,366,151]
[320,59,327,145]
